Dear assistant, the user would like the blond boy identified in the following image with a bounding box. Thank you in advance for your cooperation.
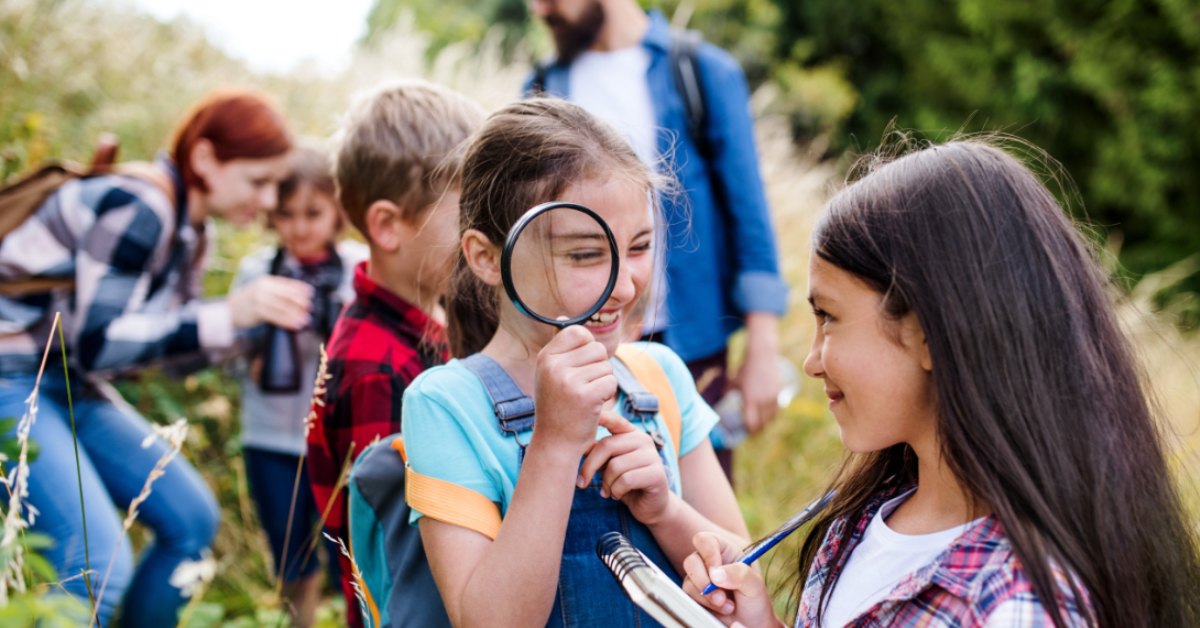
[305,81,485,627]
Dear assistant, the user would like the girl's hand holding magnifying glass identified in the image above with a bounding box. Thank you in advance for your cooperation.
[532,325,617,456]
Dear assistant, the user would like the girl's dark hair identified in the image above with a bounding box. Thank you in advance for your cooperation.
[793,138,1200,627]
[279,141,336,204]
[446,98,651,357]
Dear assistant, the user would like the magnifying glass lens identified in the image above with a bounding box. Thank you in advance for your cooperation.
[509,205,616,325]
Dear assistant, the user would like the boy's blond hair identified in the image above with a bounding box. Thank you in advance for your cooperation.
[333,80,486,237]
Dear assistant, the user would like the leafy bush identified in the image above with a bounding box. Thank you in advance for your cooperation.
[777,0,1200,292]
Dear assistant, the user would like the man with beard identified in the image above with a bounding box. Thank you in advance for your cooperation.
[525,0,788,482]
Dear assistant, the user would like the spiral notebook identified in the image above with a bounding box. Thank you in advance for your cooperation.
[595,532,726,628]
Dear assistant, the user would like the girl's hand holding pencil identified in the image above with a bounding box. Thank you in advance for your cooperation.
[684,492,834,626]
[682,532,784,627]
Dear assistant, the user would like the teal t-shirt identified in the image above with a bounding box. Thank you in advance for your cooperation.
[403,341,718,525]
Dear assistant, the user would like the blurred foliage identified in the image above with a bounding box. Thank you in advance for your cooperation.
[0,0,253,176]
[368,0,1200,324]
[363,0,536,59]
[777,0,1200,319]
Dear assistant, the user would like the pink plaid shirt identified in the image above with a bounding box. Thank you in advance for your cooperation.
[796,486,1093,627]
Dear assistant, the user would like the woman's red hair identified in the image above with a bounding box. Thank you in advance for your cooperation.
[172,88,292,191]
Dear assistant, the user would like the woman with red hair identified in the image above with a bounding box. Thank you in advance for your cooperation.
[0,89,312,626]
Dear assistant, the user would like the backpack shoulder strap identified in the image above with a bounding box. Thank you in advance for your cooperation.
[529,60,552,96]
[669,28,708,153]
[614,344,683,458]
[460,353,536,435]
[397,435,503,541]
[112,161,176,209]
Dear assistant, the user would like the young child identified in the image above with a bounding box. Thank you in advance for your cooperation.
[230,143,366,628]
[305,80,486,628]
[682,140,1200,627]
[401,98,750,627]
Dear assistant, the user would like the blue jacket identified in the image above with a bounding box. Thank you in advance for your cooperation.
[524,11,788,363]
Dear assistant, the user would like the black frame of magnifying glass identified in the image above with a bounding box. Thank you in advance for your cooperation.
[500,201,620,329]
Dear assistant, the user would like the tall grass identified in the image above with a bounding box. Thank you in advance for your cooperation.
[1,0,1197,624]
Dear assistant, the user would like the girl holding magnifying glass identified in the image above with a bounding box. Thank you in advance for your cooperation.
[399,98,749,627]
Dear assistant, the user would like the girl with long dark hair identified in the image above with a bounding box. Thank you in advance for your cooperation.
[682,139,1200,627]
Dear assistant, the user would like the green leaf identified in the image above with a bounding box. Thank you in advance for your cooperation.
[1,434,39,464]
[180,602,225,628]
[23,551,58,583]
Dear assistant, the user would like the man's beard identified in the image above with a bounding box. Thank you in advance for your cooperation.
[546,0,605,63]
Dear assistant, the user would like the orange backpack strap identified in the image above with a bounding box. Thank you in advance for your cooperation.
[391,435,408,463]
[397,437,503,541]
[614,344,683,458]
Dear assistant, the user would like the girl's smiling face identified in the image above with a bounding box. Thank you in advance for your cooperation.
[503,177,655,356]
[271,182,342,259]
[802,253,937,454]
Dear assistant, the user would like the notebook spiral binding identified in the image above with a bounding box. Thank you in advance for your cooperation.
[596,531,648,588]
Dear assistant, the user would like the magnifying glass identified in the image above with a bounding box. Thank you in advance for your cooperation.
[501,201,620,329]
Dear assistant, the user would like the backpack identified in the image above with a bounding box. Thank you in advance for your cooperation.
[0,134,175,296]
[347,344,684,628]
[529,28,709,156]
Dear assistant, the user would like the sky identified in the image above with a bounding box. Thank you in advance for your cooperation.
[128,0,376,74]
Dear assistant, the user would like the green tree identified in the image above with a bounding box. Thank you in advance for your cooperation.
[779,0,1200,280]
[362,0,533,58]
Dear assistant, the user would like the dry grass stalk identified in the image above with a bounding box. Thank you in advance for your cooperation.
[289,439,359,597]
[88,417,189,628]
[0,312,63,604]
[323,532,373,628]
[274,343,331,606]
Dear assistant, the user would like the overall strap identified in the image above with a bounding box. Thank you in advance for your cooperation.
[459,354,536,436]
[614,344,683,458]
[610,357,668,453]
[461,351,681,457]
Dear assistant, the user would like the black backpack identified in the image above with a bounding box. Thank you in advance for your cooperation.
[529,29,709,155]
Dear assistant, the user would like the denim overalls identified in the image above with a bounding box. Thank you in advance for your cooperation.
[460,354,682,628]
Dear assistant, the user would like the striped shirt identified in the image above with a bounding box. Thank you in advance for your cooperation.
[0,156,232,376]
[798,486,1093,627]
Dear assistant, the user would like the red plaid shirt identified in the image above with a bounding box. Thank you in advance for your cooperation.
[797,485,1093,627]
[306,261,446,627]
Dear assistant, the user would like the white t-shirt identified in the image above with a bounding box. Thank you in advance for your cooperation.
[821,490,983,627]
[567,46,669,334]
[568,46,658,165]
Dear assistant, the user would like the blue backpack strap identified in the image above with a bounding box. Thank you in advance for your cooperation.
[610,357,667,452]
[460,354,536,437]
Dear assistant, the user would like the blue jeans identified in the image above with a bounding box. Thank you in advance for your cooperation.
[0,369,220,627]
[243,447,341,585]
[544,458,679,628]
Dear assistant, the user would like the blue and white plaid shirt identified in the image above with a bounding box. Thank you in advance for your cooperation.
[0,156,233,375]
